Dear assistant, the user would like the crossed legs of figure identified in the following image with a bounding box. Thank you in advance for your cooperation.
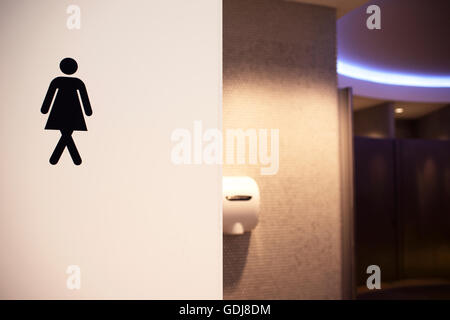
[49,129,82,165]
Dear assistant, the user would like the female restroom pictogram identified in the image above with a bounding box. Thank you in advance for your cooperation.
[41,58,92,165]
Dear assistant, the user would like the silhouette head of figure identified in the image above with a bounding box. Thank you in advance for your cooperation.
[60,57,78,75]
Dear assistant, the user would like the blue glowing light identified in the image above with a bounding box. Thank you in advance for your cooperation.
[337,61,450,88]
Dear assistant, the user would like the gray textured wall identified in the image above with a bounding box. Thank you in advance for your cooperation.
[396,119,418,139]
[395,105,450,140]
[223,0,342,299]
[354,103,395,139]
[417,105,450,140]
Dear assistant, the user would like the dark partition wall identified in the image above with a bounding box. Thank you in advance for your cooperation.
[397,139,450,278]
[354,137,450,285]
[354,137,398,285]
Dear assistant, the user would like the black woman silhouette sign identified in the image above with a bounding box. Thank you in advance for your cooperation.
[41,58,92,165]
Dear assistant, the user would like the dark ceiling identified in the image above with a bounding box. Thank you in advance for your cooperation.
[338,0,450,76]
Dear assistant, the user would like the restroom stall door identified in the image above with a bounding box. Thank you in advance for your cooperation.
[354,137,398,285]
[397,139,450,279]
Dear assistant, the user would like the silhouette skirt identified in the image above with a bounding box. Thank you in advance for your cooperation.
[45,88,87,131]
